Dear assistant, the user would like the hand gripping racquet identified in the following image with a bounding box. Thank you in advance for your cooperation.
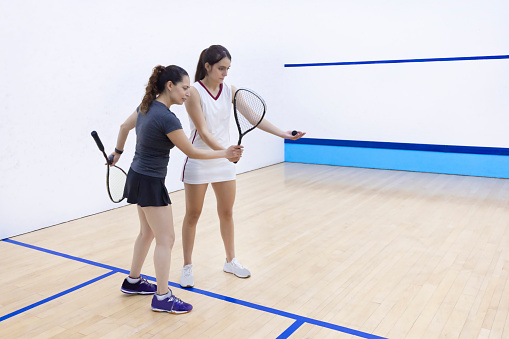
[91,131,127,203]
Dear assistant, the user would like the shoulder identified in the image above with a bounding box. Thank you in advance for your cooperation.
[222,82,233,98]
[186,86,202,108]
[192,81,204,92]
[191,82,205,98]
[166,110,182,124]
[161,110,183,132]
[190,85,200,96]
[230,84,238,96]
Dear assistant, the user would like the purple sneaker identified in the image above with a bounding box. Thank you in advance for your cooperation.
[151,292,193,314]
[121,276,157,295]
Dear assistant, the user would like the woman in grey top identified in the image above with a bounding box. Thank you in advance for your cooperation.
[109,65,243,314]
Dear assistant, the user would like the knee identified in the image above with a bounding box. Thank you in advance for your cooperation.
[184,210,202,226]
[168,234,175,248]
[217,208,233,220]
[155,233,175,249]
[138,229,154,242]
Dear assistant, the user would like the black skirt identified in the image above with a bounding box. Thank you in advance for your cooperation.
[124,168,171,207]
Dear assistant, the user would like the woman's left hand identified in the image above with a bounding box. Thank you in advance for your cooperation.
[283,130,306,140]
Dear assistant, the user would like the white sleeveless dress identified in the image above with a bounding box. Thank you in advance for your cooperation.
[181,81,236,184]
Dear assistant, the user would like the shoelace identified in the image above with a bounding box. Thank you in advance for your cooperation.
[168,295,184,305]
[183,266,193,277]
[139,276,152,285]
[232,259,245,269]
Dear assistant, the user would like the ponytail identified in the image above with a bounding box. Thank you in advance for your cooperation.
[140,66,165,114]
[194,45,232,82]
[194,49,208,83]
[140,65,188,114]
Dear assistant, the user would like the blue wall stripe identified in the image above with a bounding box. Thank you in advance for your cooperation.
[3,238,385,339]
[285,142,509,179]
[0,271,116,322]
[284,54,509,67]
[285,138,509,156]
[276,319,305,339]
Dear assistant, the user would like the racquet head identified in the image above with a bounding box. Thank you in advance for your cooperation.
[91,130,127,203]
[107,165,127,203]
[233,88,266,145]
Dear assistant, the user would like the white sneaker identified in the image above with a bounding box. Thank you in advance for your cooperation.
[180,264,194,288]
[223,258,251,278]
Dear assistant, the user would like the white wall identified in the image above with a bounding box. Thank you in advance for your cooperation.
[1,1,508,239]
[280,0,509,147]
[0,0,288,239]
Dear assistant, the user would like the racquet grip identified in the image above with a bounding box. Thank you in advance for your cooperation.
[234,136,242,164]
[91,131,105,152]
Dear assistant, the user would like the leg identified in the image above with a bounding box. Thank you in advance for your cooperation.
[129,205,155,278]
[212,180,251,278]
[141,205,175,295]
[142,205,193,314]
[182,183,208,266]
[211,180,236,262]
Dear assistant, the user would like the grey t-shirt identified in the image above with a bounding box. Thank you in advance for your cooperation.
[130,100,183,178]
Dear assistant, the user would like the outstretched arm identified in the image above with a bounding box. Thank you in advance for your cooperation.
[257,119,306,140]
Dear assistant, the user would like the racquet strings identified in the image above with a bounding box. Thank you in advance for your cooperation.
[107,166,126,203]
[235,90,265,135]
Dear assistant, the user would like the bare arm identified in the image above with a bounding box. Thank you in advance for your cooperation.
[257,117,306,140]
[167,128,243,159]
[184,87,225,151]
[109,109,137,165]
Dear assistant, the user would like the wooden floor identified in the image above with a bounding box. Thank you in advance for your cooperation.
[2,162,509,338]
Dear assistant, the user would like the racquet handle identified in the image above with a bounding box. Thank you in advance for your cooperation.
[91,131,105,152]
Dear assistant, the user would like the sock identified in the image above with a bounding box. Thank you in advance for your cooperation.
[156,290,172,300]
[126,276,141,284]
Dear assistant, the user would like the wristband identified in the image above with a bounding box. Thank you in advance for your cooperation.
[115,148,123,155]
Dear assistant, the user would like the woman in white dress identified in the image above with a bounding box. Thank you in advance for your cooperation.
[180,45,305,287]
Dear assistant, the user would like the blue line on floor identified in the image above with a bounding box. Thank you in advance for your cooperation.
[3,238,129,274]
[2,238,386,339]
[276,319,305,339]
[0,270,116,322]
[172,284,384,338]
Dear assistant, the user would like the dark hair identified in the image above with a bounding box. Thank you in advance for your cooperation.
[195,45,231,82]
[140,65,188,114]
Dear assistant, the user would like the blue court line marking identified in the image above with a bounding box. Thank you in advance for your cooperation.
[276,319,305,339]
[172,285,384,339]
[284,54,509,67]
[3,238,129,274]
[2,238,386,339]
[0,270,116,322]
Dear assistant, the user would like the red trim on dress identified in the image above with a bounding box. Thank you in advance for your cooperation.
[181,130,199,182]
[198,81,223,101]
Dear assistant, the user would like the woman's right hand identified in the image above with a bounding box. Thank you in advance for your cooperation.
[228,155,241,163]
[226,145,244,159]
